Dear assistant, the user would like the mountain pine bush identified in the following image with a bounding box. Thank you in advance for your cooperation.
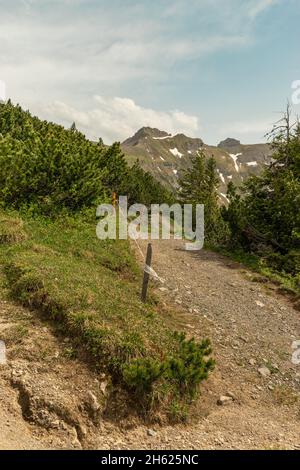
[0,101,172,214]
[223,110,300,284]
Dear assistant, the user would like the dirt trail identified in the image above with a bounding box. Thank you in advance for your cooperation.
[0,239,300,450]
[125,239,300,450]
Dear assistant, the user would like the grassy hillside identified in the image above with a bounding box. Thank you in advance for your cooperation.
[0,211,214,421]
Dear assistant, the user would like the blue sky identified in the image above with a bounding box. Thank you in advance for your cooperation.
[0,0,299,144]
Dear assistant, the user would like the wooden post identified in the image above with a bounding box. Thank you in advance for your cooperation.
[112,192,117,208]
[141,243,152,303]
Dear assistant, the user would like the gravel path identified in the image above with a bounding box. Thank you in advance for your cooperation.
[107,239,300,450]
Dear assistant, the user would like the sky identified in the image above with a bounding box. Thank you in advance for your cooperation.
[0,0,300,144]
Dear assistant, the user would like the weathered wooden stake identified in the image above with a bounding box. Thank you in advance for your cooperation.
[141,243,152,303]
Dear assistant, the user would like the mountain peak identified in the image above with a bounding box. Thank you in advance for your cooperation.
[122,127,205,148]
[218,138,241,149]
[123,127,171,145]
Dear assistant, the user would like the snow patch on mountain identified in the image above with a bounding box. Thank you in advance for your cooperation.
[229,153,242,172]
[153,135,174,140]
[217,169,225,184]
[169,148,184,158]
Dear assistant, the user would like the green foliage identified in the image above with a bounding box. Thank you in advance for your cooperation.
[0,102,171,214]
[167,333,215,398]
[222,111,300,288]
[123,358,166,392]
[122,332,215,400]
[121,160,174,206]
[178,151,228,244]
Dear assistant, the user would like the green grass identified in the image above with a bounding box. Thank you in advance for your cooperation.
[0,210,214,420]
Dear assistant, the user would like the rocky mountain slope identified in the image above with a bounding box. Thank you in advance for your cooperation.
[122,128,273,202]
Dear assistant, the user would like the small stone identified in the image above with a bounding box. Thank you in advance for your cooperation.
[249,358,256,366]
[255,301,265,308]
[240,336,248,343]
[78,424,87,437]
[159,287,168,292]
[258,366,271,378]
[87,391,101,412]
[51,419,60,429]
[0,341,7,365]
[147,429,157,437]
[100,381,108,396]
[217,395,233,406]
[11,368,24,377]
[226,391,236,401]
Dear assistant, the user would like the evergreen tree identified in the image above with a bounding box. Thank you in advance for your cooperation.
[223,108,300,276]
[70,122,77,132]
[178,151,225,243]
[179,151,206,204]
[0,101,172,214]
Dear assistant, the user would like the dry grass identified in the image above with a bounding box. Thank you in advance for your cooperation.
[272,385,298,406]
[0,212,27,245]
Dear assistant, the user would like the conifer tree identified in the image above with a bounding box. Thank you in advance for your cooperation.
[224,108,300,276]
[0,101,171,213]
[178,151,225,243]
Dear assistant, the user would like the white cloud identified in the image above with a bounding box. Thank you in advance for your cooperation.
[0,0,281,144]
[220,118,274,140]
[247,0,279,19]
[41,96,200,143]
[0,80,6,102]
[0,0,279,101]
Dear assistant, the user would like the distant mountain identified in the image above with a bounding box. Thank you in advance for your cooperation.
[121,127,273,202]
